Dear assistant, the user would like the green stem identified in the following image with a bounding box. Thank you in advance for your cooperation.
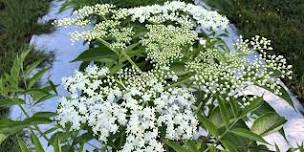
[96,38,142,72]
[18,105,50,141]
[203,117,241,152]
[120,49,142,72]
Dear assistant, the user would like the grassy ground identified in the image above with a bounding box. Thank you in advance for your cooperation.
[0,0,53,151]
[205,0,304,103]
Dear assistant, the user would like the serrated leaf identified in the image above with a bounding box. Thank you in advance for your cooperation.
[229,128,268,144]
[198,113,218,136]
[251,112,286,136]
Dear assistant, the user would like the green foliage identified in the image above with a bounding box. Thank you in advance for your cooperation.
[53,1,297,150]
[0,0,54,74]
[0,51,99,152]
[0,51,56,151]
[68,27,290,152]
[0,1,300,151]
[205,0,304,103]
[17,136,30,152]
[0,0,54,149]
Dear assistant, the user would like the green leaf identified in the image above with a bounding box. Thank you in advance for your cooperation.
[197,113,218,136]
[185,140,201,152]
[218,97,230,127]
[48,81,59,95]
[251,112,286,136]
[53,134,62,152]
[162,139,191,152]
[209,106,224,127]
[30,112,56,120]
[31,131,45,152]
[0,98,25,107]
[0,119,26,135]
[221,140,239,152]
[49,131,72,147]
[277,85,294,108]
[171,62,188,76]
[26,88,54,104]
[28,68,49,88]
[43,127,58,136]
[0,133,7,145]
[25,59,44,76]
[208,145,217,152]
[0,112,54,136]
[229,128,268,144]
[17,136,31,152]
[71,47,118,63]
[253,101,276,116]
[240,97,263,118]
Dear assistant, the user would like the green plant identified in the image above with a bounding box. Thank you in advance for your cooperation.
[53,2,295,151]
[0,0,54,73]
[204,0,304,103]
[0,0,54,150]
[0,1,300,151]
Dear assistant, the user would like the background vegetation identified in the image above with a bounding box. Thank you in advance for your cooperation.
[0,0,53,151]
[204,0,304,103]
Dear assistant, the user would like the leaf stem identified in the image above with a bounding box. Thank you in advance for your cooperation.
[97,38,142,72]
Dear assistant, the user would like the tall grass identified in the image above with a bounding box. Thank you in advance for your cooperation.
[0,0,54,73]
[205,0,304,103]
[0,0,54,151]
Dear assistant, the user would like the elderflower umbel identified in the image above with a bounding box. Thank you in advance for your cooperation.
[57,65,199,151]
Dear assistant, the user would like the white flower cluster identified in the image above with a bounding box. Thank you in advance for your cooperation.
[155,88,198,140]
[185,35,292,106]
[57,65,198,151]
[142,24,197,65]
[54,1,229,47]
[124,1,229,29]
[55,1,294,151]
